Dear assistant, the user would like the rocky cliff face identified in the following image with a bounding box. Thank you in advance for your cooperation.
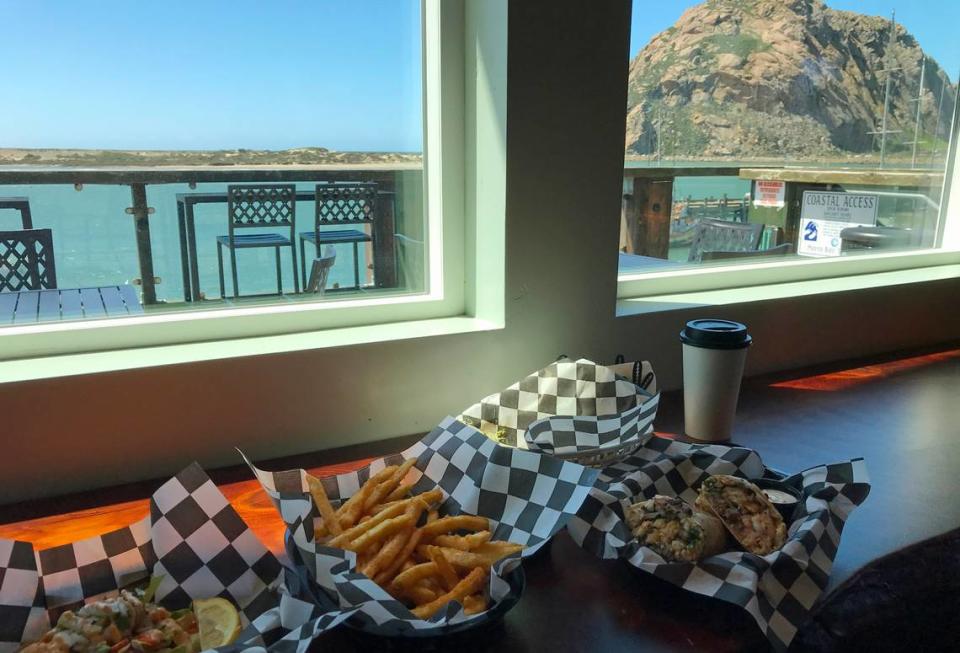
[626,0,956,159]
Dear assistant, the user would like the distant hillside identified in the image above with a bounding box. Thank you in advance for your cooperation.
[626,0,957,160]
[0,147,421,167]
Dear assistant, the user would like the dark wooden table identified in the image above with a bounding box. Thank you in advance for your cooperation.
[2,347,958,651]
[175,190,397,302]
[0,285,142,324]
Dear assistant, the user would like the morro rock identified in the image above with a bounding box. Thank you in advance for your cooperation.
[626,0,956,159]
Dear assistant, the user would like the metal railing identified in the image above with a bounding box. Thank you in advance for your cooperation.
[0,165,421,306]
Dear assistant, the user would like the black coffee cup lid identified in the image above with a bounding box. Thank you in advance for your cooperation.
[680,319,752,350]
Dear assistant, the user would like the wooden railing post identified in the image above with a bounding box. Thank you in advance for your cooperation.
[632,176,673,259]
[373,174,398,289]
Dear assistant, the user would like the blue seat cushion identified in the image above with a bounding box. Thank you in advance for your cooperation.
[217,233,292,247]
[299,229,371,244]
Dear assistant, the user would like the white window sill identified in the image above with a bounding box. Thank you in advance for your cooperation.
[616,263,960,316]
[0,315,501,384]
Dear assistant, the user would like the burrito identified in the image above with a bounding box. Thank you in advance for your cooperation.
[625,495,727,562]
[20,580,240,653]
[695,475,787,555]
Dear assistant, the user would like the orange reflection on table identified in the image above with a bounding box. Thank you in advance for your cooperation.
[770,349,960,392]
[0,458,374,558]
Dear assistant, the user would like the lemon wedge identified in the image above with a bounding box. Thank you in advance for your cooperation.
[194,597,241,650]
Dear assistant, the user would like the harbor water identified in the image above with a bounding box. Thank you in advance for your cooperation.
[0,175,749,301]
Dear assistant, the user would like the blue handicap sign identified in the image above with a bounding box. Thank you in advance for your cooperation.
[803,221,818,241]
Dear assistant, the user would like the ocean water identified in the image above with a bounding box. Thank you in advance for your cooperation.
[674,176,750,202]
[0,182,369,302]
[0,175,746,301]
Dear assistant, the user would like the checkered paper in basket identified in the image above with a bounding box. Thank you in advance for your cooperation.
[245,416,600,636]
[566,437,870,652]
[458,358,658,449]
[0,463,353,653]
[525,395,659,457]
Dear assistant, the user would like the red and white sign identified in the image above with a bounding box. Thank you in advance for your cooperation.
[753,180,786,208]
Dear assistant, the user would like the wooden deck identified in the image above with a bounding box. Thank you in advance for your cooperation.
[0,285,142,324]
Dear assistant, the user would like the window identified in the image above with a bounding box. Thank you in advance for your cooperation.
[618,0,960,298]
[0,0,505,360]
[1,2,425,321]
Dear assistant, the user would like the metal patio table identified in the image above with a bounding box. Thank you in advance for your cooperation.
[176,189,397,302]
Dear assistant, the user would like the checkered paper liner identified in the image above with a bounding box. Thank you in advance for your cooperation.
[458,358,658,450]
[525,395,659,457]
[246,416,600,636]
[566,437,870,652]
[0,463,353,653]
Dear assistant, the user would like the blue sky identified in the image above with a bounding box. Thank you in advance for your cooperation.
[631,0,960,81]
[1,1,955,152]
[0,0,422,151]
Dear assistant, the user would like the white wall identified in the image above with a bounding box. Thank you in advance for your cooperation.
[1,0,957,504]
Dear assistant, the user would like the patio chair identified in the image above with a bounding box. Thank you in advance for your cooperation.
[394,233,424,291]
[687,219,764,263]
[700,243,794,261]
[0,228,57,292]
[299,183,376,290]
[0,197,33,229]
[305,245,337,294]
[217,184,299,299]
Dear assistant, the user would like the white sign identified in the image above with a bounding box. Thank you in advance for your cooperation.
[753,180,785,208]
[800,191,879,224]
[798,191,878,258]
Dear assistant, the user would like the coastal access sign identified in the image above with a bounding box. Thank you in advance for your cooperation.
[798,191,878,258]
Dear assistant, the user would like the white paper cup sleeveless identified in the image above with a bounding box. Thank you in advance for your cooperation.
[680,319,752,441]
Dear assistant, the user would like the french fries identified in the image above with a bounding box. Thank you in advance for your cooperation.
[364,458,417,511]
[306,475,342,537]
[426,545,459,591]
[411,567,488,619]
[327,500,409,548]
[463,593,487,615]
[392,561,439,591]
[374,529,423,586]
[433,531,492,551]
[304,455,525,621]
[349,514,415,553]
[338,466,397,527]
[420,515,490,539]
[387,481,417,503]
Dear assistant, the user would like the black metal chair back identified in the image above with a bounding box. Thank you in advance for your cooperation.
[687,219,764,263]
[0,228,57,291]
[313,183,377,241]
[218,184,299,298]
[0,197,33,229]
[227,184,297,241]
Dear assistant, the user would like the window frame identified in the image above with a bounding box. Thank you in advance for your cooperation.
[616,84,960,301]
[0,0,503,363]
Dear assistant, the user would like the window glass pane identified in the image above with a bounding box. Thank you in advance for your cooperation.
[0,0,424,326]
[620,0,959,275]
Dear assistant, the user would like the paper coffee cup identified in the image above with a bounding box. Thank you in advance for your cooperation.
[680,319,751,441]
